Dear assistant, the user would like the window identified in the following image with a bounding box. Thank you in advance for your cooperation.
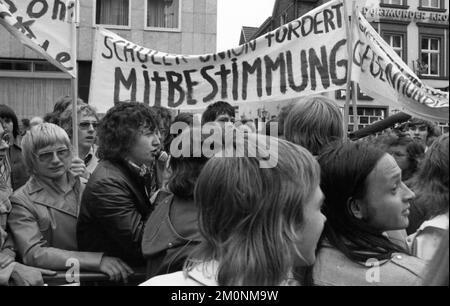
[382,0,403,5]
[348,107,387,132]
[383,34,403,58]
[421,37,440,76]
[146,0,180,30]
[421,0,440,8]
[95,0,130,27]
[0,59,61,72]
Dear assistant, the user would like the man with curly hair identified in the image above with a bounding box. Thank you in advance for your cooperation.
[77,102,161,267]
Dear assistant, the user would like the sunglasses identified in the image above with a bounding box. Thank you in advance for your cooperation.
[79,121,99,130]
[34,148,71,163]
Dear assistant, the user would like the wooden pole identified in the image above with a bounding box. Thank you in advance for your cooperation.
[351,2,358,133]
[342,0,354,140]
[71,0,79,158]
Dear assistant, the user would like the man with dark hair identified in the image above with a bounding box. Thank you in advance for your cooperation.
[0,105,29,190]
[77,102,161,267]
[201,101,235,125]
[371,134,425,181]
[402,118,441,149]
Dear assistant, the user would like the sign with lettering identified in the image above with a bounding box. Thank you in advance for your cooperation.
[0,0,76,77]
[351,12,449,123]
[89,0,348,113]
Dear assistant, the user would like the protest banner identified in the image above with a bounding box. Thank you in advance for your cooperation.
[89,0,348,113]
[0,0,77,78]
[351,11,449,123]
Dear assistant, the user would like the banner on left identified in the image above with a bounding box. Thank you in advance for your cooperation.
[0,0,77,78]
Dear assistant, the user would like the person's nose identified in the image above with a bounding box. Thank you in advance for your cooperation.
[402,183,415,202]
[153,135,161,147]
[50,152,62,164]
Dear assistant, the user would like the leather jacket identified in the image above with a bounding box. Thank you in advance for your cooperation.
[142,191,202,279]
[7,175,103,271]
[77,160,152,267]
[8,143,30,191]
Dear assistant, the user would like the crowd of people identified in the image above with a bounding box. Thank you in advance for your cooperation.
[0,95,448,286]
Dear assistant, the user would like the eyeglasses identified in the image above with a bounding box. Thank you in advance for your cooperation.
[79,121,99,130]
[34,148,71,163]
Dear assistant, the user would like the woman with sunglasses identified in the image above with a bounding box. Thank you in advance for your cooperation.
[7,123,133,283]
[59,103,100,180]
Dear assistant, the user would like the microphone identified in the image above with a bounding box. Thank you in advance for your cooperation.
[349,112,412,141]
[157,150,170,164]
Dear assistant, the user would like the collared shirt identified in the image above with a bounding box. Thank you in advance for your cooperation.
[37,174,80,216]
[84,145,99,176]
[407,213,449,261]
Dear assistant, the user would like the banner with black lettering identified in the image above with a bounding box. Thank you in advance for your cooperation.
[89,0,348,113]
[0,0,76,77]
[351,11,449,123]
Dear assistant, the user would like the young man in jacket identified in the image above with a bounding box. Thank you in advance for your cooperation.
[77,102,161,267]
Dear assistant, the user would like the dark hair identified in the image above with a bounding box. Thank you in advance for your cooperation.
[0,104,19,139]
[284,96,343,155]
[317,141,408,262]
[371,134,425,181]
[97,102,158,162]
[402,118,442,143]
[407,134,449,220]
[173,112,194,128]
[168,127,209,199]
[44,96,85,125]
[21,118,30,128]
[201,101,235,124]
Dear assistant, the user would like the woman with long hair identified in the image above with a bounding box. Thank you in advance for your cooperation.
[311,141,426,286]
[142,130,325,286]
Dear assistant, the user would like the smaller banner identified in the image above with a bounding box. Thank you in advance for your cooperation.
[351,11,449,123]
[0,0,77,77]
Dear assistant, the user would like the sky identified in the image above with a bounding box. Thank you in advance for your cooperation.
[217,0,276,52]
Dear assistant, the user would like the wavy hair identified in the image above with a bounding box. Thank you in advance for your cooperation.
[97,102,158,162]
[187,132,320,286]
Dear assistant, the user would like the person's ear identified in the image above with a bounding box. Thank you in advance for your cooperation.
[347,197,364,220]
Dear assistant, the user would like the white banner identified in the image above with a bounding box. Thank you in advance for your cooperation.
[0,0,76,77]
[351,11,449,123]
[89,0,348,113]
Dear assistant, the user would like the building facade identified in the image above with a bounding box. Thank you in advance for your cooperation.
[0,0,217,120]
[239,0,449,131]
